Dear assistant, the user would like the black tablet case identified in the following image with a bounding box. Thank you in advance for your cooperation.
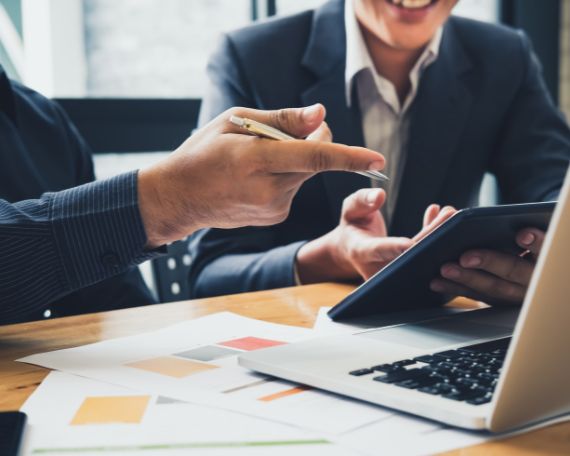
[328,202,556,321]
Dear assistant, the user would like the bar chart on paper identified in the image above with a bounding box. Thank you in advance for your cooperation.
[22,372,351,456]
[19,313,389,434]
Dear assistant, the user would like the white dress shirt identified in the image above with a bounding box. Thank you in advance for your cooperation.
[344,0,443,227]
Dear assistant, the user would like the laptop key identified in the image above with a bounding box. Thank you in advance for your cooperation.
[373,368,430,384]
[443,390,483,401]
[393,359,415,367]
[413,355,438,364]
[467,396,492,406]
[418,386,441,395]
[371,364,405,373]
[349,368,374,376]
[433,350,462,360]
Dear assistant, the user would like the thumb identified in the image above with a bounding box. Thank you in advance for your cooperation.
[232,104,327,139]
[342,188,386,222]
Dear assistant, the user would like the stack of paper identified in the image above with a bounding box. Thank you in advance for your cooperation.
[17,311,559,455]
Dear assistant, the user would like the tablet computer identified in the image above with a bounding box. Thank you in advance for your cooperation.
[328,202,556,321]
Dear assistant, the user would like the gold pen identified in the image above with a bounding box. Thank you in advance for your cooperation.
[229,115,389,183]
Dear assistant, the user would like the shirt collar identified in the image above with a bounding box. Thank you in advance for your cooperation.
[344,0,443,108]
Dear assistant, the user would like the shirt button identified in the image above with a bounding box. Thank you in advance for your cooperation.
[43,309,52,318]
[101,252,120,268]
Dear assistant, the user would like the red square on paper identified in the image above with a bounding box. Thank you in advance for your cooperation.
[218,337,286,351]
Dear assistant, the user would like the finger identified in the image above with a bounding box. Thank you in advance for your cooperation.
[516,228,546,257]
[363,236,413,263]
[360,262,390,280]
[342,189,386,222]
[307,121,332,142]
[227,104,327,139]
[257,138,384,174]
[440,263,526,302]
[423,204,440,227]
[430,278,492,303]
[459,249,534,286]
[413,206,457,243]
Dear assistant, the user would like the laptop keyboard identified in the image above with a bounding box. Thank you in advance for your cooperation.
[349,337,511,406]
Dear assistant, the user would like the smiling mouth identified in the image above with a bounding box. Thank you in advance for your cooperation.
[386,0,438,9]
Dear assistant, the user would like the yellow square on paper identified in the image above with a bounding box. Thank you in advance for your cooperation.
[71,395,150,425]
[126,356,218,378]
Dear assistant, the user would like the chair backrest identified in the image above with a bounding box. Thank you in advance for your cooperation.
[56,98,201,303]
[151,238,194,302]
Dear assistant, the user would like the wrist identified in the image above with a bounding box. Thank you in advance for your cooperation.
[137,166,199,248]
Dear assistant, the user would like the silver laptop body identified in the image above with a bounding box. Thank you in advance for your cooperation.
[239,169,570,432]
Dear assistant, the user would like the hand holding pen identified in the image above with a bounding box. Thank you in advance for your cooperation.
[139,105,386,247]
[230,114,389,183]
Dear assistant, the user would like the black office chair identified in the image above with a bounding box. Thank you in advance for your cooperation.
[56,98,201,303]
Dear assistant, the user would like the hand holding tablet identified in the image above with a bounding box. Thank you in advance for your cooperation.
[329,201,556,320]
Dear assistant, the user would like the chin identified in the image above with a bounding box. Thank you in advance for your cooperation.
[358,0,456,50]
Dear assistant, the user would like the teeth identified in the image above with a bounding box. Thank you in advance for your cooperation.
[400,0,432,9]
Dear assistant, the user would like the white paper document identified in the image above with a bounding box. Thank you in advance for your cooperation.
[20,312,570,455]
[22,371,352,456]
[19,312,387,434]
[25,371,566,456]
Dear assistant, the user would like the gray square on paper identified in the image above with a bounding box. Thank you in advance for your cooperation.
[175,345,239,362]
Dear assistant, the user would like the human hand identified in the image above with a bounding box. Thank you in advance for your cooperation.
[414,203,458,243]
[138,104,385,248]
[296,196,457,284]
[430,228,546,304]
[296,188,412,282]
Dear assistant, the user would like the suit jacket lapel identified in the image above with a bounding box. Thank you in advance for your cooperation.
[300,0,369,222]
[391,21,474,237]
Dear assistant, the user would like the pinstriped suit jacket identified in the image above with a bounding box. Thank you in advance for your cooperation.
[0,70,157,324]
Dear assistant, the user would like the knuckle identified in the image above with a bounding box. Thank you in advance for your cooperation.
[342,192,358,212]
[503,261,520,282]
[309,148,331,172]
[276,109,292,133]
[497,282,518,300]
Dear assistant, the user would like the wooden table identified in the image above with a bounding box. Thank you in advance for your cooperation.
[1,282,568,454]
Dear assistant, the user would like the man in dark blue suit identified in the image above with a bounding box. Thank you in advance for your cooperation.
[190,0,570,304]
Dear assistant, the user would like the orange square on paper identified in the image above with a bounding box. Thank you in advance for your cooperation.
[71,395,150,425]
[218,337,286,351]
[126,356,218,378]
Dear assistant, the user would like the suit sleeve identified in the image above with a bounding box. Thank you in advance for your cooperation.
[52,101,157,312]
[189,34,307,298]
[490,32,570,203]
[0,171,159,321]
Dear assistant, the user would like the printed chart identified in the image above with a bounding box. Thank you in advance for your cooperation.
[22,372,352,456]
[19,313,387,434]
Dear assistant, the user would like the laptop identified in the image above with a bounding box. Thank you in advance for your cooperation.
[239,169,570,432]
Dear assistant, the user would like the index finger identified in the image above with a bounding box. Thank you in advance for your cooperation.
[261,139,385,174]
[413,206,457,243]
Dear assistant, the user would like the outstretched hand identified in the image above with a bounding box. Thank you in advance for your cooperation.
[138,104,385,248]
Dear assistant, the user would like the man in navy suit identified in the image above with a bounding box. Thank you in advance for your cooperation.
[190,0,570,304]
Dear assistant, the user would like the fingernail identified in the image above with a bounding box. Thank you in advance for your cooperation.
[520,232,535,246]
[430,281,444,292]
[464,255,481,268]
[368,161,384,171]
[442,265,461,279]
[302,104,321,123]
[366,189,381,205]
